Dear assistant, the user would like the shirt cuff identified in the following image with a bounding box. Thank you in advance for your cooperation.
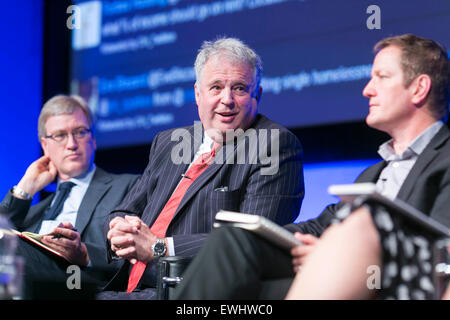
[166,237,175,256]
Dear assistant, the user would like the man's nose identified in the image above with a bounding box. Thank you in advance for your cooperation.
[65,133,79,149]
[220,87,234,106]
[363,79,375,98]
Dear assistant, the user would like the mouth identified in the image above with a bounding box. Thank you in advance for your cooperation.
[65,153,81,160]
[216,112,238,122]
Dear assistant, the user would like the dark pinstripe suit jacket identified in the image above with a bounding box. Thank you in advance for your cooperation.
[286,124,450,236]
[104,114,304,290]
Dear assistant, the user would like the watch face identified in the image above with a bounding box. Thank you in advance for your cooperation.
[153,241,166,256]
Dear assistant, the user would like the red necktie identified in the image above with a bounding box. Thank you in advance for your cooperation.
[126,142,220,293]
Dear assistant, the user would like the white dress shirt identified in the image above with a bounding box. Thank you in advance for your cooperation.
[38,164,96,235]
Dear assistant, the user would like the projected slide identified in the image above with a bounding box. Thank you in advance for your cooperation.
[70,0,450,148]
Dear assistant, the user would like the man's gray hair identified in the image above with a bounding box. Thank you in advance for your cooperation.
[38,95,94,138]
[194,37,263,91]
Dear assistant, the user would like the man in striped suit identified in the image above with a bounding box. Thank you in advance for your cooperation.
[99,37,304,299]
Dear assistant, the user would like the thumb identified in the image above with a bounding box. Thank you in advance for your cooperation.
[294,233,318,245]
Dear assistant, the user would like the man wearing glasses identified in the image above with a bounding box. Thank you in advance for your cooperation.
[0,95,138,297]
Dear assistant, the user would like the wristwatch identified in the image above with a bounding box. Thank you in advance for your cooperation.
[152,238,167,258]
[12,186,32,200]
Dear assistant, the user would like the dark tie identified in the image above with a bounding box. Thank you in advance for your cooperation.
[126,142,220,293]
[43,181,76,221]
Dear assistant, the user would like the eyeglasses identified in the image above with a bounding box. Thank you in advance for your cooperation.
[44,128,92,144]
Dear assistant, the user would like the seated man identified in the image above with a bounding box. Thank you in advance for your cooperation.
[285,201,449,300]
[0,95,138,297]
[173,33,450,299]
[99,37,305,299]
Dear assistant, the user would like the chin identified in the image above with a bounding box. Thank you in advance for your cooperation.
[62,164,88,179]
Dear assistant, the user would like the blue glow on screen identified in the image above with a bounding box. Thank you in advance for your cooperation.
[296,159,380,223]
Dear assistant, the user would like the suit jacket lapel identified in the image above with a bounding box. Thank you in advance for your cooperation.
[145,126,196,226]
[172,132,240,219]
[75,168,112,235]
[173,153,227,218]
[396,126,450,201]
[26,194,54,232]
[356,161,386,183]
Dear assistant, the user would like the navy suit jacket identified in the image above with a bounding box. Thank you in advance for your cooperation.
[287,125,450,236]
[105,114,304,290]
[0,167,139,280]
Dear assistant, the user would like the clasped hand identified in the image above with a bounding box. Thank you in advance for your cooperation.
[107,215,157,264]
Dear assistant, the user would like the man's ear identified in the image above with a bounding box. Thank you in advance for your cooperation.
[41,138,49,157]
[255,86,262,103]
[194,82,200,107]
[91,135,97,151]
[411,74,432,106]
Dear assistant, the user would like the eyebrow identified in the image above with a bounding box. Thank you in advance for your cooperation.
[207,80,223,87]
[207,79,251,87]
[48,126,89,134]
[371,69,390,76]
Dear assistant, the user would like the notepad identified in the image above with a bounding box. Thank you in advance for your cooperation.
[328,183,450,237]
[214,210,303,250]
[0,229,66,260]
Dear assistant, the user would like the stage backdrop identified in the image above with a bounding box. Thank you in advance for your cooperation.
[69,0,449,220]
[0,1,43,200]
[70,0,450,148]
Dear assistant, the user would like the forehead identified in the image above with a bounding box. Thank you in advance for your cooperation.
[45,108,89,132]
[372,46,403,73]
[201,55,254,84]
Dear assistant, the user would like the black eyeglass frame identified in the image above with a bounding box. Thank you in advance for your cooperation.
[44,127,92,143]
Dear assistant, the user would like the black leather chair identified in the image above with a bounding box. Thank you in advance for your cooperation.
[156,256,192,300]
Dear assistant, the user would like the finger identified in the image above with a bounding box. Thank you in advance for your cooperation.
[110,219,138,234]
[52,227,78,240]
[58,222,75,230]
[36,155,51,167]
[111,243,120,252]
[42,236,70,252]
[107,227,135,241]
[291,245,310,258]
[109,216,125,230]
[293,265,302,273]
[110,235,135,249]
[107,229,115,241]
[294,233,318,245]
[115,246,137,260]
[124,215,144,229]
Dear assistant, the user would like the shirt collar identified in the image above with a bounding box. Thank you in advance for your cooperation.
[378,121,444,161]
[202,130,215,151]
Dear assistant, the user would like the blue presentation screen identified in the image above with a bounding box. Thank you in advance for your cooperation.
[70,0,450,148]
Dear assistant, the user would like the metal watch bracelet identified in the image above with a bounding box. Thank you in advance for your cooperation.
[12,185,33,200]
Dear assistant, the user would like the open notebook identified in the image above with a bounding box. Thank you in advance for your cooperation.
[214,210,303,250]
[328,183,450,237]
[0,229,66,260]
